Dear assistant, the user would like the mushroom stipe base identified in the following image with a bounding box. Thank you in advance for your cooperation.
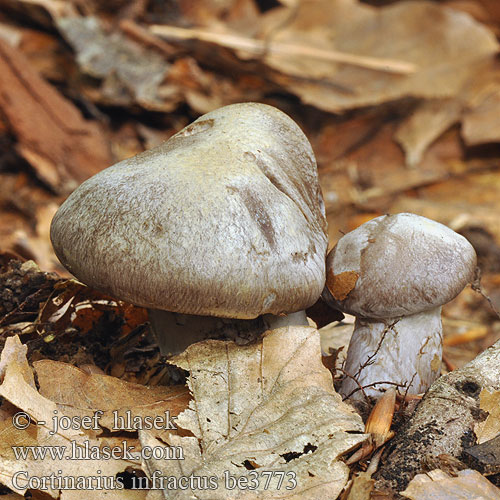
[148,309,309,356]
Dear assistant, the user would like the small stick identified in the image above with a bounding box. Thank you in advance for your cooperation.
[150,24,418,75]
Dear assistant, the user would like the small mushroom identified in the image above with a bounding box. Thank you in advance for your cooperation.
[50,103,328,355]
[323,213,477,400]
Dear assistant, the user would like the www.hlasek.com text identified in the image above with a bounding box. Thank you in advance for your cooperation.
[12,439,184,462]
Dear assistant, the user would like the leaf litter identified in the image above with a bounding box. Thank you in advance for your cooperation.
[0,321,366,499]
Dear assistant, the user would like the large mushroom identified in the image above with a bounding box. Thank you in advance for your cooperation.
[50,102,328,355]
[323,213,477,400]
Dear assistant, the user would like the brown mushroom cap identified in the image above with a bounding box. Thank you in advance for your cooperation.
[50,102,328,319]
[325,213,477,319]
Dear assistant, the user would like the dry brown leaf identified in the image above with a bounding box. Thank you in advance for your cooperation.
[320,120,463,221]
[345,471,375,500]
[0,337,144,498]
[477,0,500,22]
[475,388,500,444]
[9,203,60,272]
[401,468,500,499]
[0,335,34,387]
[461,64,500,146]
[263,0,498,112]
[397,61,500,161]
[35,359,190,439]
[146,489,164,500]
[395,99,462,167]
[141,326,366,499]
[0,0,77,23]
[319,321,354,361]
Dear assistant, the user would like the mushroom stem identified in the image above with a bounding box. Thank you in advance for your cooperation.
[340,307,443,400]
[262,310,309,330]
[148,309,309,356]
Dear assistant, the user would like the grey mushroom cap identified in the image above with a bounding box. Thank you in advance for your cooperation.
[324,213,477,319]
[50,102,328,319]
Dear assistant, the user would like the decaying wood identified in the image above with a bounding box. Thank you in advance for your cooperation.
[373,339,500,496]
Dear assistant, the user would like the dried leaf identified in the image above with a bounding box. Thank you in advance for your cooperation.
[0,337,143,498]
[320,120,463,217]
[319,321,353,362]
[141,326,366,499]
[475,388,500,444]
[345,471,375,500]
[262,0,498,112]
[395,99,462,167]
[461,64,500,146]
[0,335,34,387]
[35,359,190,438]
[401,468,500,499]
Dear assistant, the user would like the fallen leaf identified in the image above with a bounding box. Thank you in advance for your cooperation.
[401,468,500,499]
[475,388,500,444]
[462,64,500,146]
[141,326,366,499]
[262,0,498,112]
[0,335,34,387]
[35,359,190,439]
[395,99,462,167]
[0,337,143,498]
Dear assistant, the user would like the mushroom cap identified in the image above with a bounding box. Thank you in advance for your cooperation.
[324,213,477,319]
[50,102,328,319]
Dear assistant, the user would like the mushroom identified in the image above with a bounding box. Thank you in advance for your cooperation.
[50,102,328,355]
[322,213,477,400]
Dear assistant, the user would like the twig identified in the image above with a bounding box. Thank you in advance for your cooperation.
[336,367,371,405]
[353,319,400,380]
[338,366,405,401]
[119,20,177,57]
[149,25,418,75]
[471,267,500,320]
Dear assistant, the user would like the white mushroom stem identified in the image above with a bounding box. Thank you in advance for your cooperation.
[340,307,443,401]
[148,309,309,356]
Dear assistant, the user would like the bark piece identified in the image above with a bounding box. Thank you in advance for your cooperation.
[56,17,170,111]
[0,37,111,193]
[464,434,500,475]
